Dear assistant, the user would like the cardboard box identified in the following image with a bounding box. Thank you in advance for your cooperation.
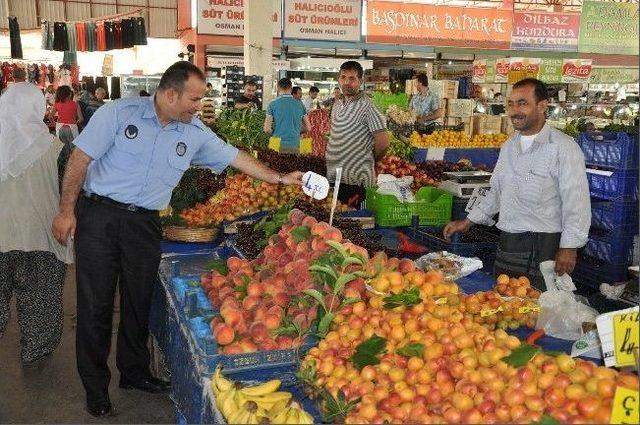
[430,80,459,100]
[473,114,502,135]
[405,79,418,96]
[501,115,515,136]
[446,117,474,137]
[447,99,476,118]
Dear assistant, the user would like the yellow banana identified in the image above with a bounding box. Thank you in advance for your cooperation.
[267,399,291,418]
[246,412,259,425]
[297,409,314,424]
[239,379,281,397]
[269,406,291,424]
[213,367,234,394]
[245,391,292,410]
[221,389,240,420]
[216,386,234,413]
[284,407,300,424]
[227,407,250,425]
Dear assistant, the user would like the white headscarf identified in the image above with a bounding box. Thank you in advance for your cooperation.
[0,82,54,182]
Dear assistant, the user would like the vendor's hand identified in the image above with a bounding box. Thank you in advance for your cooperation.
[443,219,472,241]
[52,212,76,245]
[282,171,304,185]
[555,248,577,276]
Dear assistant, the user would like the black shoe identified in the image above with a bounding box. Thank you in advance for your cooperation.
[87,399,112,417]
[119,375,170,393]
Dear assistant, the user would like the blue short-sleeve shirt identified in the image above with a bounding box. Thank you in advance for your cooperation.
[73,96,239,210]
[266,94,306,149]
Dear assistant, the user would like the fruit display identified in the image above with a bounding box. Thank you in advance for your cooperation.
[297,253,638,424]
[167,168,227,214]
[495,274,541,300]
[409,130,508,148]
[201,210,367,353]
[257,149,326,176]
[386,131,414,162]
[307,109,331,157]
[213,108,269,151]
[180,174,302,227]
[212,367,314,424]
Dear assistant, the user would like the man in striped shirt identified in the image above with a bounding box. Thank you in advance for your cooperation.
[444,78,590,290]
[326,61,389,207]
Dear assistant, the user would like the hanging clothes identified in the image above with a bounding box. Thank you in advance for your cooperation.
[134,17,147,46]
[121,18,134,48]
[110,77,121,100]
[53,22,69,51]
[114,21,123,49]
[41,22,48,50]
[8,16,24,59]
[96,22,107,51]
[67,23,77,52]
[86,22,96,52]
[95,76,109,98]
[39,64,47,88]
[75,22,86,52]
[47,22,55,50]
[63,52,77,66]
[104,21,115,51]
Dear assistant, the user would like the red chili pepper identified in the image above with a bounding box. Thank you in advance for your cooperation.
[526,328,545,346]
[397,232,428,254]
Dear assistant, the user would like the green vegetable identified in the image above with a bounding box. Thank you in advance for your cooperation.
[396,343,425,358]
[350,335,387,370]
[206,258,229,276]
[371,92,409,113]
[387,131,415,161]
[291,226,312,243]
[383,287,422,309]
[501,343,541,368]
[211,108,269,151]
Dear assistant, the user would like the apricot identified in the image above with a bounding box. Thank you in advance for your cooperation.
[213,324,234,345]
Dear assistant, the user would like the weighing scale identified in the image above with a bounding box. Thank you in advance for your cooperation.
[438,171,493,198]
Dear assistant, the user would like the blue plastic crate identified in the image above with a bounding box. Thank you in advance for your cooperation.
[584,233,635,264]
[572,256,630,289]
[577,132,638,170]
[405,226,498,272]
[586,168,639,201]
[591,198,639,235]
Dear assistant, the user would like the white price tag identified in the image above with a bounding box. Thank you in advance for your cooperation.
[464,186,489,213]
[302,171,330,200]
[426,148,446,161]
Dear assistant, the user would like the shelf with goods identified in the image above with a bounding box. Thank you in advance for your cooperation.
[152,200,639,425]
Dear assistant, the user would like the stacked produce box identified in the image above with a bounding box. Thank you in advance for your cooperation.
[573,131,639,288]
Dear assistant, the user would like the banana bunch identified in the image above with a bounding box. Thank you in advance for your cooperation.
[212,367,314,424]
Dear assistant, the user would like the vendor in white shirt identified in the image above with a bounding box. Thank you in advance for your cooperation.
[444,78,591,290]
[302,86,319,112]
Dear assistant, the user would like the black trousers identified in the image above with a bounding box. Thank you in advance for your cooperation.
[74,196,161,401]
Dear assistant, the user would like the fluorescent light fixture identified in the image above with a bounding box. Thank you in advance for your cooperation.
[191,0,197,28]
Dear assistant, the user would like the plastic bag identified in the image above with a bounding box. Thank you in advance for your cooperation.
[536,290,598,340]
[415,251,483,280]
[539,260,576,291]
[376,174,415,203]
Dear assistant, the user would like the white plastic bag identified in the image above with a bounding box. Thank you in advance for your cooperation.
[539,260,576,291]
[536,290,598,340]
[415,251,483,280]
[376,174,415,203]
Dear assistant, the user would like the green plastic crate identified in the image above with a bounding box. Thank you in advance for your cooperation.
[365,186,453,227]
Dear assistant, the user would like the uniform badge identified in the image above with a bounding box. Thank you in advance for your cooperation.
[176,142,187,157]
[124,124,138,139]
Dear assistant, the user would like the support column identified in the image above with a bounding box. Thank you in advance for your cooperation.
[244,0,274,108]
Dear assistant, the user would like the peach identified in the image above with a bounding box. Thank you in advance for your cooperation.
[249,321,268,343]
[246,282,264,297]
[273,292,289,307]
[276,336,294,349]
[301,216,317,227]
[220,308,242,327]
[238,338,258,353]
[227,257,243,272]
[398,258,416,273]
[241,295,261,311]
[213,324,234,345]
[264,313,282,330]
[323,227,342,242]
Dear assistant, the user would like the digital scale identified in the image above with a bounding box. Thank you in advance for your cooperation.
[438,171,493,199]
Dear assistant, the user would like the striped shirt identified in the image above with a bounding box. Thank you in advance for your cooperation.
[326,92,386,187]
[467,123,591,249]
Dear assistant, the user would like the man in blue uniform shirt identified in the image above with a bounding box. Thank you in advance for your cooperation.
[51,61,303,417]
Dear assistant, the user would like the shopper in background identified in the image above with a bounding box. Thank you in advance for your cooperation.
[409,73,443,130]
[264,78,310,154]
[444,78,590,290]
[44,85,56,106]
[302,86,319,112]
[291,86,302,101]
[326,61,389,207]
[1,66,26,94]
[322,87,342,109]
[82,87,107,125]
[234,80,262,110]
[0,82,71,365]
[53,85,83,139]
[205,82,215,97]
[51,61,303,417]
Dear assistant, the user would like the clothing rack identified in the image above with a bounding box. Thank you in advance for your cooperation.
[43,8,143,25]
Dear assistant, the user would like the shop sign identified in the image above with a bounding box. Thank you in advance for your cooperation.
[283,0,362,42]
[539,58,563,84]
[197,0,282,37]
[206,56,290,70]
[510,11,580,52]
[366,1,512,49]
[508,57,541,84]
[561,59,592,83]
[494,58,510,83]
[472,60,487,84]
[590,67,640,84]
[578,0,639,55]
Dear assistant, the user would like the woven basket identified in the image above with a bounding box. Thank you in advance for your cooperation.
[163,225,219,243]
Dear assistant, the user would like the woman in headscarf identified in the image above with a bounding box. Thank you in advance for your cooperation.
[0,82,72,364]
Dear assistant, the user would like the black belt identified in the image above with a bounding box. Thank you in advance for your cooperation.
[84,193,157,214]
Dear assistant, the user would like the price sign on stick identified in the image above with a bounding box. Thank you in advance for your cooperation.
[302,171,329,200]
[465,187,489,213]
[613,310,639,368]
[329,167,342,227]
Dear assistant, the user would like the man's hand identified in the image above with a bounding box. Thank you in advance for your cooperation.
[52,212,76,245]
[555,248,577,276]
[282,171,303,185]
[443,218,473,241]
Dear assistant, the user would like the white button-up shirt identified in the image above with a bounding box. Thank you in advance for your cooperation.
[467,123,591,249]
